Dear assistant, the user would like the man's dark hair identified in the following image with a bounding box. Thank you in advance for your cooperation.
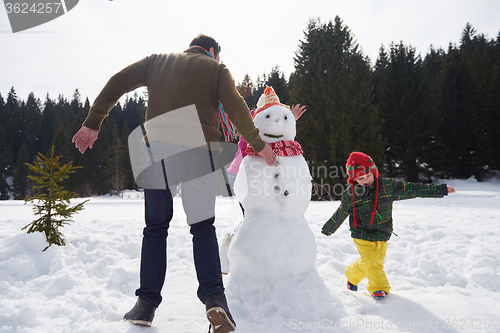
[190,34,221,57]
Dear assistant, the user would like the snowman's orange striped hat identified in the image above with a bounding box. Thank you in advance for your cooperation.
[253,86,289,119]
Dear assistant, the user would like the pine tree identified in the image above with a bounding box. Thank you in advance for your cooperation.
[6,87,22,162]
[488,32,500,171]
[108,123,125,195]
[122,92,146,133]
[236,73,255,108]
[120,119,135,190]
[40,94,58,155]
[438,45,476,179]
[0,124,11,199]
[23,92,42,158]
[23,146,88,251]
[250,75,268,109]
[265,66,289,104]
[70,89,82,115]
[461,24,496,179]
[420,47,448,179]
[374,42,441,182]
[237,74,254,99]
[12,141,31,199]
[290,17,383,198]
[247,67,290,109]
[0,93,13,199]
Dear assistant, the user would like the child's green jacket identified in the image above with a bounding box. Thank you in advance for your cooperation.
[322,177,449,241]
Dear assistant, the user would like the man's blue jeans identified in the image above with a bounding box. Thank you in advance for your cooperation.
[135,145,224,307]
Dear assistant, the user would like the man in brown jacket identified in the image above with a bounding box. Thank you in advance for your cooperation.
[72,34,273,332]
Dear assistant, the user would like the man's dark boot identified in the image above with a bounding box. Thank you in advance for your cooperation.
[205,293,236,333]
[123,297,157,327]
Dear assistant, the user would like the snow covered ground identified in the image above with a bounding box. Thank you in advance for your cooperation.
[1,178,500,333]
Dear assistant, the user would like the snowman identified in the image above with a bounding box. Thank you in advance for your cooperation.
[223,88,341,329]
[227,86,316,278]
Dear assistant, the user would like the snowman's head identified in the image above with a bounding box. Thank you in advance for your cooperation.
[253,87,296,143]
[253,105,296,143]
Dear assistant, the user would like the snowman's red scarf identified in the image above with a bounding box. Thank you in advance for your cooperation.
[245,140,303,157]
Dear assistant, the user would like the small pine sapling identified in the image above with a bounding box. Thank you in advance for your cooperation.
[23,146,89,251]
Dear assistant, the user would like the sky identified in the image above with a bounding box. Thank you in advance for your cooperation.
[1,0,499,106]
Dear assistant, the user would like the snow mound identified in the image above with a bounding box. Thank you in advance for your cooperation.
[0,180,499,332]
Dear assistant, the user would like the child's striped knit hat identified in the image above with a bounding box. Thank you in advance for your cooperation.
[346,152,379,228]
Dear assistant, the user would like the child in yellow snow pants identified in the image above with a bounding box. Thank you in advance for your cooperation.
[346,239,391,295]
[322,152,455,299]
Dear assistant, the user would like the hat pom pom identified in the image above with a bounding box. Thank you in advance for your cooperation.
[256,92,266,109]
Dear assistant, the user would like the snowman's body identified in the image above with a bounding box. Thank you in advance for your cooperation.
[228,99,316,280]
[224,87,341,330]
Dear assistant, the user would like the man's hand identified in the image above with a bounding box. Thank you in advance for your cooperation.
[72,126,99,154]
[447,185,456,194]
[258,144,275,166]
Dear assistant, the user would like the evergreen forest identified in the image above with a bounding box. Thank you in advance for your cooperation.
[1,17,499,200]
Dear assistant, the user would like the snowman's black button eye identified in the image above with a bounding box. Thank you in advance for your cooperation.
[266,115,270,118]
[284,116,287,120]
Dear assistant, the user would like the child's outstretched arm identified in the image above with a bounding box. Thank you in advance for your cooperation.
[390,179,452,200]
[322,193,350,236]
